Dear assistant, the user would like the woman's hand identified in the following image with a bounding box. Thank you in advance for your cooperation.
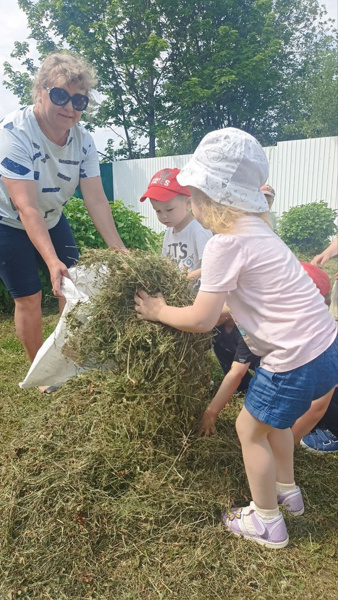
[2,178,71,298]
[50,260,71,297]
[134,289,167,322]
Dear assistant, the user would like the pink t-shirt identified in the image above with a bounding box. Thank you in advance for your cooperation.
[200,216,336,372]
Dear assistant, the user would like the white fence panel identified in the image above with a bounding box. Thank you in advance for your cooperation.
[113,137,338,233]
[264,137,337,217]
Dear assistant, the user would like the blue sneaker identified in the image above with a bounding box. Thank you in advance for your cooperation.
[300,427,338,454]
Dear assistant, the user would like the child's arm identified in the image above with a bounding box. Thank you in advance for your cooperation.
[199,362,251,436]
[311,237,338,266]
[291,389,334,444]
[216,304,234,326]
[134,289,227,333]
[187,267,201,280]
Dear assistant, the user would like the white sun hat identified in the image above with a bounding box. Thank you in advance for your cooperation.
[177,128,269,213]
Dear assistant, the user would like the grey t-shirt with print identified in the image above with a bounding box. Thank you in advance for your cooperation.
[0,105,100,230]
[162,219,213,273]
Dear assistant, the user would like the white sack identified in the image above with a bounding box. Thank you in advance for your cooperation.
[19,264,107,389]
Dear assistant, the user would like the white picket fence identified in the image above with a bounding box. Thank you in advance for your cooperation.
[112,136,338,233]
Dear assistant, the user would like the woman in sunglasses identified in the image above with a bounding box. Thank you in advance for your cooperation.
[0,51,125,384]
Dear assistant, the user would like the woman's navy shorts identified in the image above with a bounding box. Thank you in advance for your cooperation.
[0,214,79,298]
[244,336,338,429]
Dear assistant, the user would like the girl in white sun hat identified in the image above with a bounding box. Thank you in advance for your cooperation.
[134,127,337,549]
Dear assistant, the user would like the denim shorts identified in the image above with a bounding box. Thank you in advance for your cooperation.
[0,214,79,298]
[244,336,338,429]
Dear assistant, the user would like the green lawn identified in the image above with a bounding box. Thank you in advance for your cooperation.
[0,301,337,600]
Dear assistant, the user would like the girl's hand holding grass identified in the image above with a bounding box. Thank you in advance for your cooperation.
[134,289,167,321]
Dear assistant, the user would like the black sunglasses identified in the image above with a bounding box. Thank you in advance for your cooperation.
[44,86,89,111]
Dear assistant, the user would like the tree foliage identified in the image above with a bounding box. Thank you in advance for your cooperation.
[277,46,338,140]
[3,0,337,157]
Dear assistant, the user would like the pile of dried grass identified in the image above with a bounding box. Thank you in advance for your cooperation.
[65,249,211,389]
[0,371,242,598]
[1,251,337,599]
[1,249,230,599]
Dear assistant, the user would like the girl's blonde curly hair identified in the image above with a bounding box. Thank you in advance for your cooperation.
[32,51,98,103]
[190,187,272,234]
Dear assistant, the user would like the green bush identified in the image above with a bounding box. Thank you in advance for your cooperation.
[277,201,337,254]
[0,199,162,312]
[0,283,15,313]
[63,197,162,252]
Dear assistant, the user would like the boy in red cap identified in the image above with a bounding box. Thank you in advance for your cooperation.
[140,168,212,280]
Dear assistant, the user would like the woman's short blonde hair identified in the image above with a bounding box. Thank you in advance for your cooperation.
[32,51,98,102]
[190,187,273,234]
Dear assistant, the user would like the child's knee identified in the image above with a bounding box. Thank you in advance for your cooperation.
[236,407,270,444]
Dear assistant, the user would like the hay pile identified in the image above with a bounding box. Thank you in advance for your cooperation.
[1,252,338,599]
[0,250,240,599]
[64,249,212,390]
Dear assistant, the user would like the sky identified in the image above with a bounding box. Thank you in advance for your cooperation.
[0,0,337,154]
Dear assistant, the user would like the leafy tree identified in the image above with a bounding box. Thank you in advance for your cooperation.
[3,0,337,157]
[157,0,337,151]
[157,0,286,150]
[3,41,37,106]
[277,46,338,140]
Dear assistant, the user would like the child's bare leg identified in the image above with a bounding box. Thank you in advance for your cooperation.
[291,389,335,445]
[224,406,290,547]
[267,427,294,483]
[236,406,278,509]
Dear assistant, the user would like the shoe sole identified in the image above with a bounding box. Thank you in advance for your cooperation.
[43,385,61,394]
[278,499,304,516]
[278,492,304,516]
[287,507,304,516]
[225,526,289,549]
[300,441,338,454]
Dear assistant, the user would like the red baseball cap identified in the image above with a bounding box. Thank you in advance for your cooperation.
[140,168,191,202]
[261,184,275,197]
[300,262,331,297]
